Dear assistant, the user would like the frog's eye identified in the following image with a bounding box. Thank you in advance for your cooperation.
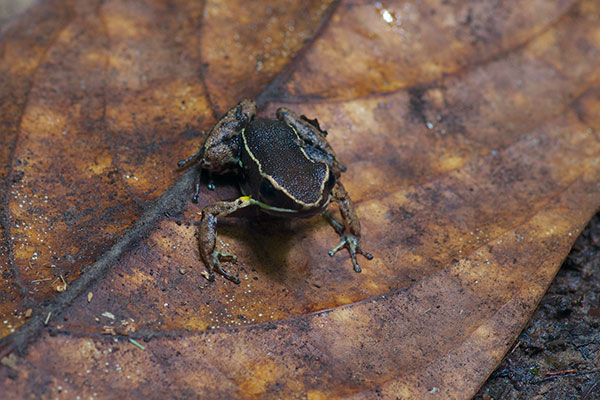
[325,170,336,190]
[259,178,277,199]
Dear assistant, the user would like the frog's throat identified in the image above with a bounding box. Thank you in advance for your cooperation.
[241,126,329,210]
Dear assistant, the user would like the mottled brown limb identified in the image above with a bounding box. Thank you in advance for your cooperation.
[177,148,202,169]
[326,182,373,272]
[323,209,344,235]
[330,181,361,236]
[276,106,346,176]
[192,177,201,203]
[198,196,256,283]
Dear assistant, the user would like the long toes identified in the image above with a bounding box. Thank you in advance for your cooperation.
[350,254,362,273]
[216,252,237,262]
[329,240,345,256]
[328,234,372,273]
[209,252,240,284]
[359,249,374,260]
[219,269,240,284]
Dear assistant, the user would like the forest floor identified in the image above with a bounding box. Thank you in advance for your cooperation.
[476,213,600,399]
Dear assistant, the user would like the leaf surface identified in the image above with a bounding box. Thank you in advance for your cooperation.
[0,0,599,398]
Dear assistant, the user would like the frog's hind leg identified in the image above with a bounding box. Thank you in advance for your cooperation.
[325,182,373,272]
[275,107,346,176]
[198,196,258,283]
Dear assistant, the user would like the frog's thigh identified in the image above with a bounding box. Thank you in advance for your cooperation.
[199,197,256,256]
[330,181,361,237]
[201,196,255,219]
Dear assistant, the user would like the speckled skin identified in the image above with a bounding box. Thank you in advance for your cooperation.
[179,99,372,283]
[240,118,332,215]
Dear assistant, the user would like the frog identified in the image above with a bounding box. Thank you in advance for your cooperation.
[178,99,372,283]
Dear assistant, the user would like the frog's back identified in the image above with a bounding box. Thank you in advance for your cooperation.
[241,118,328,206]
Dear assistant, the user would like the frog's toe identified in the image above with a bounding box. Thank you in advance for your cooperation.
[350,254,362,273]
[328,240,345,257]
[215,266,240,284]
[211,250,240,284]
[215,251,237,262]
[328,234,372,273]
[359,248,374,260]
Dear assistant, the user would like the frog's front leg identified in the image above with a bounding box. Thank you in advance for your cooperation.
[276,107,346,176]
[178,99,256,200]
[199,196,257,283]
[325,182,373,272]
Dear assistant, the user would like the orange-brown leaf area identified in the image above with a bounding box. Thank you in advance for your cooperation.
[1,0,599,399]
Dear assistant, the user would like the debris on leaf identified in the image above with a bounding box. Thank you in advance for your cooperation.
[0,354,19,371]
[44,312,52,326]
[55,275,68,292]
[129,338,145,350]
[102,326,116,335]
[200,271,211,280]
[101,311,115,320]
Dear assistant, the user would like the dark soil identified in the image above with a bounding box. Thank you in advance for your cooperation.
[476,212,600,400]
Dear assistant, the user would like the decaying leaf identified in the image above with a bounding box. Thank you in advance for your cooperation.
[0,0,599,398]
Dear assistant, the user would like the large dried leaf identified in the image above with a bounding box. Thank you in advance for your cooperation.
[1,0,599,398]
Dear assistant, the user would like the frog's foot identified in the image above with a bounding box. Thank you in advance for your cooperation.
[206,171,216,191]
[191,172,216,204]
[328,234,373,273]
[207,250,240,284]
[192,181,201,203]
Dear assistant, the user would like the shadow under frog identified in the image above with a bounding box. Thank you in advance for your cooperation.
[213,210,313,283]
[179,99,372,284]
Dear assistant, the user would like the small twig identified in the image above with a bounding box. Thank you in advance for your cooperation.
[544,368,577,377]
[509,340,521,355]
[43,312,52,326]
[583,375,600,400]
[537,368,600,383]
[29,278,52,283]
